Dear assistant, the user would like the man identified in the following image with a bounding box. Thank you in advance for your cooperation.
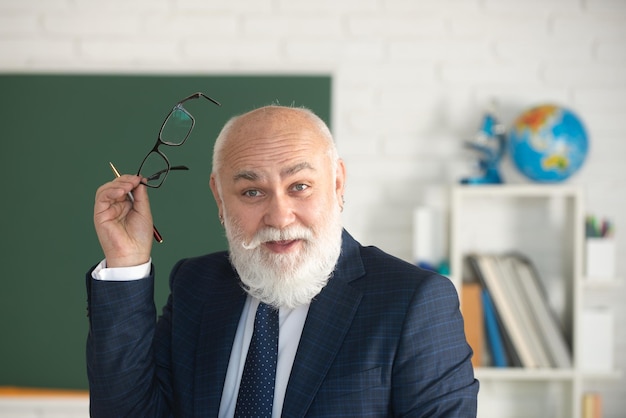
[88,105,478,417]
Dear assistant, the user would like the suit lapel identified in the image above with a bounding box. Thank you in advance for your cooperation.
[282,231,365,417]
[193,270,247,417]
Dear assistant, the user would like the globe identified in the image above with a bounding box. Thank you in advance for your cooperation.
[508,104,589,182]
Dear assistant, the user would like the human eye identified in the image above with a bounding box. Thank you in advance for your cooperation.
[243,189,262,198]
[291,183,310,193]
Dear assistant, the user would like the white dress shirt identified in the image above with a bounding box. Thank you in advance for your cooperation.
[92,260,308,418]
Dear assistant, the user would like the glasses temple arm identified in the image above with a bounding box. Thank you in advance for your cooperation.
[178,92,221,107]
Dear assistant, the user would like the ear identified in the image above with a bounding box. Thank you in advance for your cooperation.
[335,159,346,205]
[209,174,224,218]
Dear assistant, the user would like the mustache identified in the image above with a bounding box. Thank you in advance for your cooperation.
[242,226,314,250]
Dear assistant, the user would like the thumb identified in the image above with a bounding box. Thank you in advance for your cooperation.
[130,178,152,212]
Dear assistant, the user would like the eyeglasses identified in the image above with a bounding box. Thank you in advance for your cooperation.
[137,92,221,188]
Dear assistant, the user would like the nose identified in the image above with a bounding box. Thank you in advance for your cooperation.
[263,193,296,230]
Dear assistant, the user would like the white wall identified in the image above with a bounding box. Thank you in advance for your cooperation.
[1,0,624,416]
[0,396,88,418]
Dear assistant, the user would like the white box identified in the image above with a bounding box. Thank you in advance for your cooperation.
[412,206,445,269]
[585,238,616,280]
[579,308,614,372]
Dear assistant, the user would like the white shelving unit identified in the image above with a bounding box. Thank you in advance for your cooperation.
[448,184,620,418]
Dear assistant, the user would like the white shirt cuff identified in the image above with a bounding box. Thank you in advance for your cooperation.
[92,258,152,281]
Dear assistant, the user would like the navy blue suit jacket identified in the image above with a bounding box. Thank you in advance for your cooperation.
[87,230,478,417]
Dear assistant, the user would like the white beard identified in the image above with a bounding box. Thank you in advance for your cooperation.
[225,208,343,309]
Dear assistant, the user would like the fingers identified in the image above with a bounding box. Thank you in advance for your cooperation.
[93,175,153,267]
[96,175,142,203]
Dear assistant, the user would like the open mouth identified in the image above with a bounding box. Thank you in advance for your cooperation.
[263,239,301,253]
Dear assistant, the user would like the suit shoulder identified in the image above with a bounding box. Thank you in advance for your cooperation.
[358,244,424,276]
[356,244,454,293]
[169,251,235,288]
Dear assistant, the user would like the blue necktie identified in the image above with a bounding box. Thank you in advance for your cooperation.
[234,302,279,418]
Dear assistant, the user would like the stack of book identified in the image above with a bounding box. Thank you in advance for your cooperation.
[463,252,572,369]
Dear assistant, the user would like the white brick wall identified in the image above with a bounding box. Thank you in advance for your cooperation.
[1,0,624,416]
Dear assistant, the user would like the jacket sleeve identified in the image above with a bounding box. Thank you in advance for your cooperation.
[391,274,479,417]
[86,268,173,418]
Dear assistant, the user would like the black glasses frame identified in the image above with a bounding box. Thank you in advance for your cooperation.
[137,92,221,188]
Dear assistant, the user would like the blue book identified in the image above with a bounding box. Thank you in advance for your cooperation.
[482,289,509,367]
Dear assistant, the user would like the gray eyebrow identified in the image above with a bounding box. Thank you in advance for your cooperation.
[233,162,315,183]
[233,170,259,182]
[282,162,315,177]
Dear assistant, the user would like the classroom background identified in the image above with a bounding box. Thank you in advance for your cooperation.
[0,0,624,417]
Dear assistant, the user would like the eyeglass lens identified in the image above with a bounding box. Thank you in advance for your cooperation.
[160,107,194,145]
[138,107,194,187]
[139,152,169,188]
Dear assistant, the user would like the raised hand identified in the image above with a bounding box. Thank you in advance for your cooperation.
[94,175,153,267]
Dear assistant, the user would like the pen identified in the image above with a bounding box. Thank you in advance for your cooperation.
[109,161,164,243]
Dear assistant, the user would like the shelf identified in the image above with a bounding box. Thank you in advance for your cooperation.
[452,184,583,198]
[581,370,623,380]
[449,184,597,418]
[474,367,622,382]
[475,367,576,381]
[582,278,623,290]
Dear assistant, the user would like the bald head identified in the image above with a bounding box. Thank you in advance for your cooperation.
[212,105,338,178]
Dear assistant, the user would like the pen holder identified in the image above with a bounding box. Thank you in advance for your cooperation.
[585,238,616,280]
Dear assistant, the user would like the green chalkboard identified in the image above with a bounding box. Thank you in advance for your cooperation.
[0,74,331,389]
